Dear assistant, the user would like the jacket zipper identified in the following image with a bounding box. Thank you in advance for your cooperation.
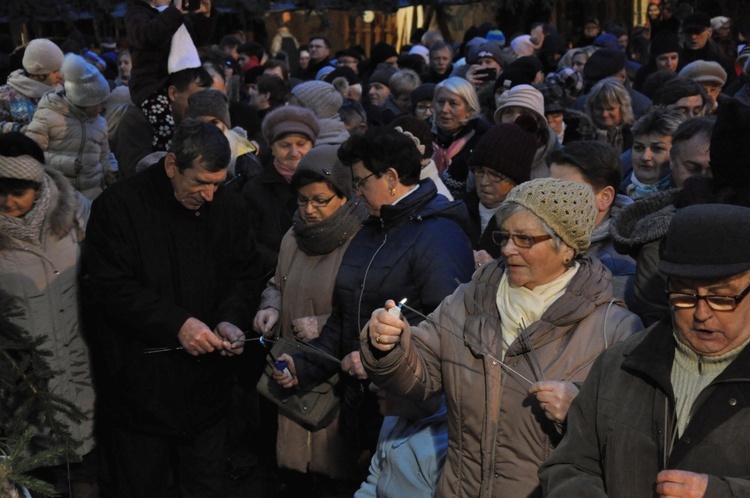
[76,118,87,191]
[356,232,388,333]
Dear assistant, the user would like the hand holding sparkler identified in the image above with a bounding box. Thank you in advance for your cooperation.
[368,299,407,352]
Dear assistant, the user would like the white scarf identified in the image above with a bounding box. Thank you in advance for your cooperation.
[496,262,579,358]
[6,69,56,99]
[478,203,501,234]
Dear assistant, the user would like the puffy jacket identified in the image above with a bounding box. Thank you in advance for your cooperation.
[361,255,642,497]
[541,320,750,497]
[0,170,94,458]
[26,91,117,200]
[0,69,57,132]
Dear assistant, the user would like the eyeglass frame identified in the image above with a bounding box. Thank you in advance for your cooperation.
[470,166,510,184]
[665,280,750,311]
[353,172,375,191]
[296,193,338,208]
[492,231,553,249]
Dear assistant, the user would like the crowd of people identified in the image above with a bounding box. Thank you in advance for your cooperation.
[2,0,750,496]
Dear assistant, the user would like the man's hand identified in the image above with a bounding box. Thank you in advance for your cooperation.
[292,316,319,342]
[253,308,279,335]
[341,351,367,379]
[272,353,297,389]
[368,300,405,352]
[528,381,579,424]
[214,321,245,356]
[656,470,708,497]
[178,317,224,355]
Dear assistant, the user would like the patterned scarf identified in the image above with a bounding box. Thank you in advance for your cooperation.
[432,129,475,176]
[0,175,53,246]
[292,196,368,255]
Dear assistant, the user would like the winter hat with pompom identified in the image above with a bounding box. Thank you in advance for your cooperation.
[62,53,110,107]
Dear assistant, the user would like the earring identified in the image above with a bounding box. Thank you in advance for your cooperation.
[564,258,571,264]
[390,187,396,197]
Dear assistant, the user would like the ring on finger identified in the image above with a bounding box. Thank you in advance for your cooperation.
[376,334,382,344]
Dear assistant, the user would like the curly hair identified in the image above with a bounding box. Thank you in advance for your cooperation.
[337,126,422,185]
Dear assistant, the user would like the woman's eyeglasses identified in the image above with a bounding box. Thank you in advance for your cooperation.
[296,193,337,208]
[353,172,375,191]
[470,167,509,184]
[492,231,553,249]
[665,283,750,312]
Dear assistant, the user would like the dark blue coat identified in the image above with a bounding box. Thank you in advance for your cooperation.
[295,179,474,447]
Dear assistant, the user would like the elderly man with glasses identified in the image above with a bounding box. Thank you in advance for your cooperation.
[541,203,750,497]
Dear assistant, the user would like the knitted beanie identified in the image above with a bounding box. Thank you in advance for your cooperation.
[370,42,398,66]
[486,30,506,47]
[408,44,430,64]
[262,106,320,144]
[593,33,620,50]
[493,84,545,125]
[494,68,534,94]
[410,83,435,107]
[294,144,351,196]
[187,89,231,128]
[469,122,537,184]
[467,42,503,65]
[583,48,627,82]
[22,38,64,75]
[711,16,730,32]
[61,53,110,107]
[505,178,597,252]
[650,31,681,57]
[315,65,335,81]
[679,60,727,86]
[510,35,541,57]
[369,65,398,86]
[324,66,361,86]
[0,154,45,183]
[291,80,343,119]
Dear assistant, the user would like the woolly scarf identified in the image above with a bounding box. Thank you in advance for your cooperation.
[7,69,56,99]
[0,174,53,246]
[273,158,297,183]
[432,129,475,176]
[292,196,368,256]
[496,262,579,358]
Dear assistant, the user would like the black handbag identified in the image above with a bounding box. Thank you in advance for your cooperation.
[255,340,341,430]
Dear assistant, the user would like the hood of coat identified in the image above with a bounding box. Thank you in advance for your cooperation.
[373,178,471,233]
[6,69,57,100]
[0,168,81,250]
[609,188,681,256]
[37,90,94,122]
[465,254,618,356]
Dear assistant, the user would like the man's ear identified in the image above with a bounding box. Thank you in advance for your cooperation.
[167,85,178,103]
[596,185,616,213]
[165,152,178,179]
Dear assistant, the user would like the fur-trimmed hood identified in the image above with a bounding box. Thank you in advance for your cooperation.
[0,168,88,250]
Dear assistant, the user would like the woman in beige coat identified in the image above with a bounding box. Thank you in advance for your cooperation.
[253,144,368,485]
[362,178,643,497]
[0,132,96,495]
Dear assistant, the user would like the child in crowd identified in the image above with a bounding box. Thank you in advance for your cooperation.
[26,54,117,200]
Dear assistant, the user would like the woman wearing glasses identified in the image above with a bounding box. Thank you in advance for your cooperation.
[464,119,539,269]
[241,106,319,277]
[273,127,474,476]
[362,178,642,498]
[253,144,368,491]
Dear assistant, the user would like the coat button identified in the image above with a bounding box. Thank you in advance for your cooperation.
[494,473,500,478]
[54,270,60,275]
[729,398,738,406]
[492,360,498,365]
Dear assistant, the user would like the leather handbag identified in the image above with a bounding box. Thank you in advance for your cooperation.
[255,340,341,430]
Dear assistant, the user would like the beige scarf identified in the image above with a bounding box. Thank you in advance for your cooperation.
[496,263,579,358]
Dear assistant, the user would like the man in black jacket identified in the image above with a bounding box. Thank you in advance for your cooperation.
[541,204,750,497]
[85,119,262,497]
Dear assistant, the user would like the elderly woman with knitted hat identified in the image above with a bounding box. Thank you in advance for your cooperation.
[0,38,64,133]
[0,132,96,494]
[362,177,642,498]
[26,53,118,200]
[253,144,368,491]
[494,84,559,178]
[431,76,493,200]
[241,105,320,276]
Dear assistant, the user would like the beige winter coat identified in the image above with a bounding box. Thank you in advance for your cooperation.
[260,227,361,479]
[26,91,117,200]
[0,170,95,458]
[361,255,643,497]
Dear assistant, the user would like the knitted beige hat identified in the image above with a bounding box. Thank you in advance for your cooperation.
[22,38,64,75]
[504,178,597,252]
[0,155,45,183]
[493,84,545,125]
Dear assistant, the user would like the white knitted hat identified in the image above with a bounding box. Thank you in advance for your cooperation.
[22,39,64,75]
[62,53,110,107]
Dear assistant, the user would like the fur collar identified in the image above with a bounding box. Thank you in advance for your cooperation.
[0,169,80,250]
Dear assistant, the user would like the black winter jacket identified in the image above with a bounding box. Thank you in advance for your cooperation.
[84,162,262,437]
